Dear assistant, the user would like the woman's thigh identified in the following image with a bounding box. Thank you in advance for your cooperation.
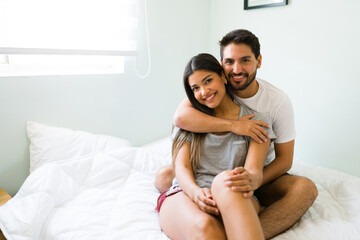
[159,191,225,240]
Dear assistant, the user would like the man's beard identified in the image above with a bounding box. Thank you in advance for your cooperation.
[229,70,257,91]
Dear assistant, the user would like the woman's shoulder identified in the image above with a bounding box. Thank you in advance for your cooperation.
[239,104,271,126]
[171,127,198,143]
[238,104,276,140]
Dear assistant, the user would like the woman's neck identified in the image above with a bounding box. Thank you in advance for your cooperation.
[214,94,240,120]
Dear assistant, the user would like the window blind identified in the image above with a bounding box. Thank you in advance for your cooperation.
[0,0,138,56]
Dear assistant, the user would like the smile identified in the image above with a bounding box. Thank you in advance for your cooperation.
[203,93,216,102]
[231,74,247,82]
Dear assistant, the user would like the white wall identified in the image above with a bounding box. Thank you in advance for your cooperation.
[209,0,360,177]
[0,0,211,196]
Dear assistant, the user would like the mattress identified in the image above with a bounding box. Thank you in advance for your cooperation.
[0,122,359,239]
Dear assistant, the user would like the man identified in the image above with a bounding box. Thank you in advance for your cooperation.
[155,29,318,239]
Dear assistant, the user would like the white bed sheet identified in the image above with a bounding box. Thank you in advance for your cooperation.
[0,137,360,240]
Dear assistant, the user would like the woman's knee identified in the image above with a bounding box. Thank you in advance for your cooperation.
[211,170,233,195]
[155,165,175,192]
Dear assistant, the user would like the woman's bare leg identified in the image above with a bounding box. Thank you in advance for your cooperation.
[159,191,226,240]
[212,170,264,240]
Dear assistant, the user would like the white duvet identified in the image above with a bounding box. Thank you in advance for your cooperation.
[1,141,360,239]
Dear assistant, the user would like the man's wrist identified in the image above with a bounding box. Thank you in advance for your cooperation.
[225,119,235,133]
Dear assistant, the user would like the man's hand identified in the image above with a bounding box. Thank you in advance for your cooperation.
[192,188,219,215]
[224,167,262,198]
[231,114,270,143]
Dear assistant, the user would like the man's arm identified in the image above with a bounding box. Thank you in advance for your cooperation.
[174,98,270,143]
[261,140,295,186]
[173,98,232,133]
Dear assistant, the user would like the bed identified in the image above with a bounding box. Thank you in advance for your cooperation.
[0,121,359,239]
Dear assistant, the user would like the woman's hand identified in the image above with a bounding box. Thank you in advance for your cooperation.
[224,167,262,198]
[192,187,220,216]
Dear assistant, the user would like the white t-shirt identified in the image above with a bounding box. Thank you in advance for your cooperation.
[233,78,296,164]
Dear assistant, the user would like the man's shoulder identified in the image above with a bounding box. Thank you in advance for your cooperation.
[257,78,291,104]
[258,79,286,95]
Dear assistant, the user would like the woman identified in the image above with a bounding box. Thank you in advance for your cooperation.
[158,53,275,240]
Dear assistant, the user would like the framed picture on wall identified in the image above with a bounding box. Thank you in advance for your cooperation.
[244,0,288,10]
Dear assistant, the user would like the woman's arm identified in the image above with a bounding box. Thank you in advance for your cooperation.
[173,98,270,143]
[243,140,271,188]
[174,142,200,199]
[225,140,271,197]
[175,142,219,215]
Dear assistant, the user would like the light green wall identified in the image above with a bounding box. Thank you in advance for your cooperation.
[209,0,360,177]
[2,0,360,197]
[0,0,211,196]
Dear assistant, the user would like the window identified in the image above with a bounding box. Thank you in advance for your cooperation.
[0,0,138,76]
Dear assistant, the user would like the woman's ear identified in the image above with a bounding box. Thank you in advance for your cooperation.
[222,73,228,84]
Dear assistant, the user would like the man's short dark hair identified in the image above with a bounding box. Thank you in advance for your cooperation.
[219,29,261,60]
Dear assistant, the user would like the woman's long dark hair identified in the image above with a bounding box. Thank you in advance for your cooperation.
[172,53,232,174]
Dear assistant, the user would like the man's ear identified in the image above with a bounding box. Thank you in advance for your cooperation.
[257,54,262,69]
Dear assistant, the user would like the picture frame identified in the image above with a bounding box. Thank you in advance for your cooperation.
[244,0,288,10]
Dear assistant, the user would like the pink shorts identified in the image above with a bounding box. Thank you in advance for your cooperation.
[156,185,183,212]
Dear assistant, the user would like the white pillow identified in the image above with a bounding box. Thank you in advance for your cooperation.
[27,121,132,173]
[142,137,172,160]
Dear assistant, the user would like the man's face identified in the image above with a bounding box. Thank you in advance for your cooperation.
[221,43,262,91]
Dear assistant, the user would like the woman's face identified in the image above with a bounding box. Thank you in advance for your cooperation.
[188,70,227,109]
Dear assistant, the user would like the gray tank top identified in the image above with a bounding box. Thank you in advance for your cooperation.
[172,104,276,189]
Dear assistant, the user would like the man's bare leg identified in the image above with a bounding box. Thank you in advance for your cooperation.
[257,174,318,239]
[155,165,175,192]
